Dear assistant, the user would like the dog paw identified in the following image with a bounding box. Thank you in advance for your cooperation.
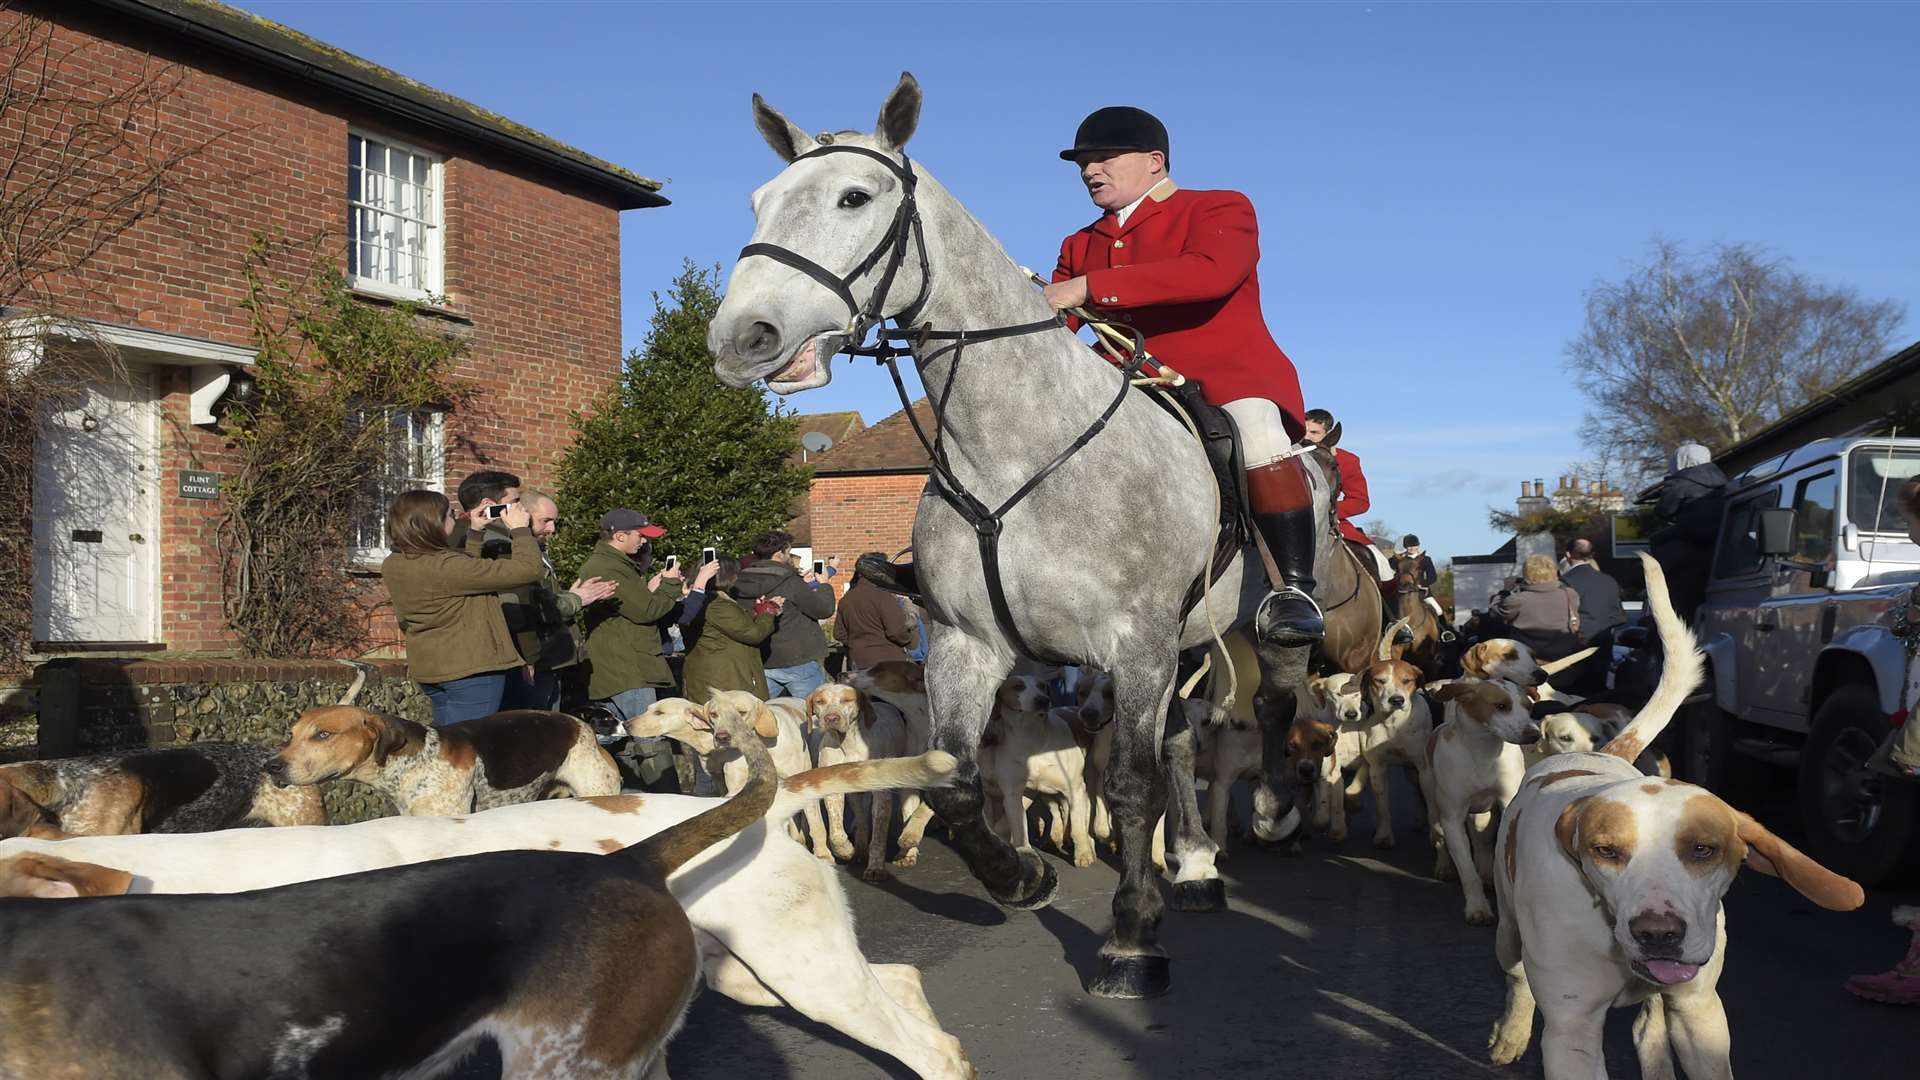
[1464,907,1496,927]
[862,864,895,883]
[1073,848,1096,868]
[893,848,919,868]
[1487,1024,1530,1065]
[812,848,835,861]
[1372,833,1396,851]
[829,842,855,861]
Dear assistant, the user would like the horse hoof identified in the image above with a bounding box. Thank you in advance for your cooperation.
[1089,952,1172,999]
[1172,878,1227,913]
[994,857,1058,911]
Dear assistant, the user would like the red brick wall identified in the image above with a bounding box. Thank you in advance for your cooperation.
[13,7,627,653]
[806,473,927,597]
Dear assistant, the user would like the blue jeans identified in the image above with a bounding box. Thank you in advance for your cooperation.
[764,661,827,700]
[420,672,508,728]
[504,666,562,712]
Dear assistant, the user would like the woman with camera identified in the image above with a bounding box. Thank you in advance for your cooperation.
[380,489,543,726]
[680,556,783,704]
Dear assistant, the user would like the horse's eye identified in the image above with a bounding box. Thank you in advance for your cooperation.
[839,190,872,209]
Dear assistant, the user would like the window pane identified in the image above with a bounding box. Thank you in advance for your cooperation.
[1791,472,1838,563]
[1713,489,1778,578]
[345,206,360,276]
[1850,448,1920,534]
[347,134,439,291]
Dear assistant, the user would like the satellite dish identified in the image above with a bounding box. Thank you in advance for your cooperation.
[802,432,834,453]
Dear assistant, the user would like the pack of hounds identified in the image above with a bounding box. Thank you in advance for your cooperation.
[0,556,1867,1078]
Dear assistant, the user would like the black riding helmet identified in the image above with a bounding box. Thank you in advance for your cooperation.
[1059,106,1170,166]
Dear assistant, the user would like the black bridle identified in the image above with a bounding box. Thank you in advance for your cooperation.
[736,142,1147,662]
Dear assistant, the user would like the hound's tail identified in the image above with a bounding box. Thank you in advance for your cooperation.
[629,706,778,875]
[1599,553,1702,764]
[770,752,957,820]
[1376,617,1411,663]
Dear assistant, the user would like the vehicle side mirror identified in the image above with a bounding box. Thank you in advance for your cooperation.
[1757,507,1796,558]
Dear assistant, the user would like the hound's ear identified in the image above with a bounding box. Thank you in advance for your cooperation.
[804,686,828,716]
[1,855,134,899]
[1734,810,1864,911]
[751,704,781,741]
[1461,644,1490,678]
[874,72,921,151]
[1555,797,1590,864]
[366,711,411,766]
[855,690,878,728]
[753,93,817,163]
[1429,682,1470,703]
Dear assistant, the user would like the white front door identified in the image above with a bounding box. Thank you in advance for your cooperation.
[31,367,159,644]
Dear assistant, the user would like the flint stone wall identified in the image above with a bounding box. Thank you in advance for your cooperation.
[22,658,432,824]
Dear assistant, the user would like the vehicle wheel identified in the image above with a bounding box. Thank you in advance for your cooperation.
[1798,683,1920,888]
[1677,684,1762,801]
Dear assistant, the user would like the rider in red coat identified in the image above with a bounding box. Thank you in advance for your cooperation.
[1046,106,1322,647]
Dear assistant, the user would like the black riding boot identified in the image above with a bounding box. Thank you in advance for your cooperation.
[1246,457,1325,647]
[855,553,921,601]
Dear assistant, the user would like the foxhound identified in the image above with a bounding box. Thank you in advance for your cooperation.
[0,743,326,839]
[0,705,781,1080]
[0,752,972,1080]
[807,680,936,876]
[266,706,620,815]
[1426,676,1542,920]
[979,675,1095,866]
[1489,555,1862,1078]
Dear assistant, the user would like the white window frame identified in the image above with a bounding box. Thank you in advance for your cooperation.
[347,130,445,302]
[351,407,446,564]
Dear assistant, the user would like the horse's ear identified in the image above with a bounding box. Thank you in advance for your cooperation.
[753,92,817,163]
[1323,421,1343,450]
[874,72,921,151]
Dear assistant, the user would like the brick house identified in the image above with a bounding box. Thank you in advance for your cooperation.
[784,410,866,553]
[803,401,933,594]
[10,0,664,655]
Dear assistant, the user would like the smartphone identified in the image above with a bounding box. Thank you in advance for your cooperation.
[663,555,679,572]
[483,503,509,520]
[812,560,826,576]
[701,547,718,566]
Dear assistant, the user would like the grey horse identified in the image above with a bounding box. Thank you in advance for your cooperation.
[708,73,1332,999]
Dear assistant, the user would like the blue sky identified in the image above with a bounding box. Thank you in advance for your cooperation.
[245,0,1920,564]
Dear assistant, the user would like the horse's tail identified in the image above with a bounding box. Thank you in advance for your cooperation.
[1376,617,1411,663]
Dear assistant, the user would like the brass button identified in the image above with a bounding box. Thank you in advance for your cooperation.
[1114,239,1126,248]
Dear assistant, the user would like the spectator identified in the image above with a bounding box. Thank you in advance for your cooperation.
[1491,554,1584,661]
[682,557,781,703]
[662,557,720,657]
[379,489,540,727]
[1650,441,1732,624]
[450,469,521,549]
[838,553,917,670]
[733,530,836,699]
[1871,477,1920,782]
[578,508,680,790]
[473,490,615,710]
[1558,538,1626,696]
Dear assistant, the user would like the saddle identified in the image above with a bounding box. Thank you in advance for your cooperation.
[1145,380,1253,619]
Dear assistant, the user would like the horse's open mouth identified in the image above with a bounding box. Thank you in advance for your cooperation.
[768,335,833,389]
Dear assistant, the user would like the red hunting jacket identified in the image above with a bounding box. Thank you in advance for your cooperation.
[1053,182,1304,433]
[1334,447,1371,546]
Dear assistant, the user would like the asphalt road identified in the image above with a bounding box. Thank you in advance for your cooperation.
[657,780,1918,1080]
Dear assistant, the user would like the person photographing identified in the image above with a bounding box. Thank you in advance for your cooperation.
[380,490,541,727]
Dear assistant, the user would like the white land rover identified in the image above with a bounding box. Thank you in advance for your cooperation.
[1682,436,1920,886]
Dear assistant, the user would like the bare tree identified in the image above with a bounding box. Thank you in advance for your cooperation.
[0,5,229,670]
[1566,240,1905,483]
[1359,518,1399,547]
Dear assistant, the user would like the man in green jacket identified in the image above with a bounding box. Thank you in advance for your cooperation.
[579,507,680,789]
[467,490,616,710]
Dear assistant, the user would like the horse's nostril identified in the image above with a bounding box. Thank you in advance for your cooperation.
[741,321,782,362]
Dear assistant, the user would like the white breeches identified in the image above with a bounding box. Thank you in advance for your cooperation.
[1222,398,1292,468]
[1363,543,1395,582]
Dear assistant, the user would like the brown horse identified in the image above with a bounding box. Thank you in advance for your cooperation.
[1389,553,1443,679]
[1304,428,1384,675]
